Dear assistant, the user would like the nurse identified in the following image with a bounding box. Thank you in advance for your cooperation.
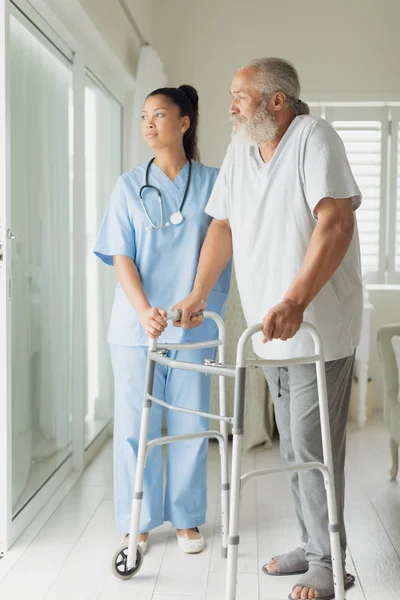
[94,85,231,555]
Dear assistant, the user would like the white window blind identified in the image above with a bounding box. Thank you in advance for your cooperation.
[332,120,382,274]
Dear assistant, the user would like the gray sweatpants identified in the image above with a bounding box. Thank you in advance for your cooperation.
[263,352,355,569]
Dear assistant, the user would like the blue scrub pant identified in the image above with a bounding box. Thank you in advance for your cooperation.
[110,345,215,534]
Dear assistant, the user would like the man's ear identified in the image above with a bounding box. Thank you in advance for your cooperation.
[272,91,286,112]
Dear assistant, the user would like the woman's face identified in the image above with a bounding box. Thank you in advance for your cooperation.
[141,95,189,151]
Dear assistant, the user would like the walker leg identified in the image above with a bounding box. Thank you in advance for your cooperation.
[226,366,246,600]
[324,472,345,600]
[219,421,230,558]
[127,350,156,569]
[315,358,345,600]
[218,365,230,557]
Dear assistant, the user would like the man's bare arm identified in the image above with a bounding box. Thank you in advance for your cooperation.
[262,197,355,342]
[172,218,233,328]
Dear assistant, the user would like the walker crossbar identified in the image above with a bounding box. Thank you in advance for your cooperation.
[157,340,223,350]
[147,394,234,424]
[240,461,329,489]
[149,351,236,377]
[245,355,320,368]
[146,430,226,452]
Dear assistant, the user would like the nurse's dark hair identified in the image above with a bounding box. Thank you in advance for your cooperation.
[147,85,200,162]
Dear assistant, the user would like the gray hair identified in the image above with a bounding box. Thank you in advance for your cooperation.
[242,57,310,116]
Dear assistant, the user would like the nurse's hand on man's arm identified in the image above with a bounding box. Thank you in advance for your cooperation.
[138,307,168,339]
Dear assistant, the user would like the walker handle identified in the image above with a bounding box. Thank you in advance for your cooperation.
[167,309,204,322]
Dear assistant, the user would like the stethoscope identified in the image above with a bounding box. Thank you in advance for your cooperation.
[139,157,192,231]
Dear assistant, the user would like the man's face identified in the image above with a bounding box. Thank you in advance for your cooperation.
[230,68,262,125]
[230,68,278,146]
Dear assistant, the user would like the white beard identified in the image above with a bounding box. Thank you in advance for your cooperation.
[231,102,278,146]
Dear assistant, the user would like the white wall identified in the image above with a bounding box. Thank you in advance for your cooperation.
[77,0,153,76]
[153,0,400,166]
[153,0,400,410]
[48,0,153,78]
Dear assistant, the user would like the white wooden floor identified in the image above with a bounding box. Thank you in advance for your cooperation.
[0,414,399,600]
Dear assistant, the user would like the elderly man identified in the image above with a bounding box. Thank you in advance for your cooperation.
[173,57,362,600]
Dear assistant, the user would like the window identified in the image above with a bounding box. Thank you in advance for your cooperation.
[309,103,399,284]
[84,72,123,449]
[9,12,73,515]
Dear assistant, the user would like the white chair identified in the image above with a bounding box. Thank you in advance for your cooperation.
[377,324,400,480]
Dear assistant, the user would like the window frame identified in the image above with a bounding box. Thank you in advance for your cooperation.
[388,107,400,284]
[308,100,400,285]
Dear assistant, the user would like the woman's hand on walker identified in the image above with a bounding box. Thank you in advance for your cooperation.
[262,299,304,343]
[172,292,206,329]
[138,307,168,339]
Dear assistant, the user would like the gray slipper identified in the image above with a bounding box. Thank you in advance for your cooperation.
[262,547,308,576]
[288,565,355,600]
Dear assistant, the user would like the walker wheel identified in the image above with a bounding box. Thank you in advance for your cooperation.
[111,543,144,580]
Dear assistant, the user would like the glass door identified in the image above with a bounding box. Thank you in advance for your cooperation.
[0,3,74,550]
[0,0,12,557]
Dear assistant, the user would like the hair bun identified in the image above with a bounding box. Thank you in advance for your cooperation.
[179,85,199,112]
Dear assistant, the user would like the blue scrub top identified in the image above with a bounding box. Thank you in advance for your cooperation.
[94,160,232,346]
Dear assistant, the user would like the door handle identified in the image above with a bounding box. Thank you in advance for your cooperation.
[0,230,16,263]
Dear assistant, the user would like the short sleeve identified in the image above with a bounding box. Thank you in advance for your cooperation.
[303,120,362,217]
[93,176,136,266]
[205,144,233,220]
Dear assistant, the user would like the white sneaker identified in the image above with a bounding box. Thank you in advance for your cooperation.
[176,528,205,554]
[123,534,148,555]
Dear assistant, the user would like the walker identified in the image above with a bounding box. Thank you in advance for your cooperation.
[111,311,346,600]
